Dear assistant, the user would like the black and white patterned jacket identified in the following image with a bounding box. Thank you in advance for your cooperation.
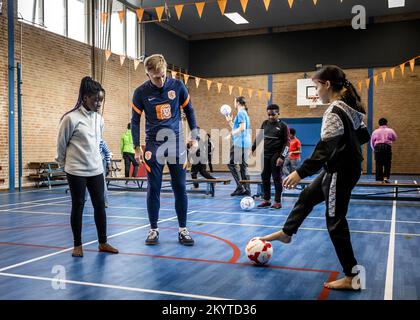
[296,100,370,178]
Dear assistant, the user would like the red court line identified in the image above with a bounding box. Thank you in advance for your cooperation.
[317,271,340,300]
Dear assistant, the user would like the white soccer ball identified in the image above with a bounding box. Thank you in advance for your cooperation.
[240,196,255,211]
[220,104,232,116]
[245,237,273,265]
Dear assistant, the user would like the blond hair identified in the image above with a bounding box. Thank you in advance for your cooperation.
[144,54,167,74]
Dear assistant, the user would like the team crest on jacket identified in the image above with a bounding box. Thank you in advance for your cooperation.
[145,151,152,161]
[168,90,176,100]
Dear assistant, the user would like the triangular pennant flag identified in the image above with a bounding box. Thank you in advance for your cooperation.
[195,77,201,88]
[381,71,387,83]
[238,86,243,96]
[217,82,222,93]
[228,85,233,95]
[174,4,184,20]
[171,70,177,79]
[136,8,144,23]
[183,74,190,84]
[357,81,362,92]
[155,6,165,22]
[195,2,205,18]
[133,59,140,70]
[390,67,396,79]
[409,59,415,72]
[247,88,253,99]
[365,78,371,89]
[399,63,405,76]
[373,75,378,86]
[217,0,227,15]
[258,90,263,100]
[105,50,112,61]
[118,10,125,23]
[100,12,108,24]
[206,80,212,90]
[263,0,271,11]
[313,0,318,5]
[120,55,126,66]
[266,92,272,101]
[288,0,294,8]
[240,0,249,13]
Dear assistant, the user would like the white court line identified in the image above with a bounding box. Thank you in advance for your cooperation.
[0,195,71,208]
[384,181,397,300]
[0,199,71,213]
[51,203,173,211]
[0,186,68,197]
[0,272,230,300]
[0,211,196,273]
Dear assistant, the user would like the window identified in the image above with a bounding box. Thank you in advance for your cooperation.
[18,0,42,25]
[68,0,86,43]
[126,9,137,58]
[44,0,66,35]
[111,0,124,55]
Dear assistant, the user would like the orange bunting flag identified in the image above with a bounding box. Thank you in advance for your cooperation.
[263,0,271,11]
[105,50,112,61]
[133,59,141,70]
[207,80,212,90]
[381,71,387,83]
[365,78,371,89]
[247,88,253,99]
[313,0,318,5]
[373,75,378,86]
[288,0,294,8]
[409,59,415,72]
[175,4,184,20]
[195,2,205,18]
[100,12,108,24]
[357,81,362,92]
[183,74,190,84]
[240,0,249,13]
[171,70,177,79]
[217,83,222,93]
[390,67,396,79]
[399,63,405,76]
[258,90,263,100]
[136,8,144,23]
[217,0,227,15]
[155,6,165,22]
[228,85,234,95]
[266,92,272,101]
[118,10,125,23]
[120,55,126,66]
[238,86,243,96]
[195,77,201,88]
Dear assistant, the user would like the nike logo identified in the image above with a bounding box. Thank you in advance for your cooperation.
[148,97,156,101]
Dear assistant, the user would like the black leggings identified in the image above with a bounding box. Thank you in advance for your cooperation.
[282,168,360,276]
[66,173,107,247]
[123,152,139,177]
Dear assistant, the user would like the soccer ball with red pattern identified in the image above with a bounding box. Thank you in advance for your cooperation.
[245,237,273,265]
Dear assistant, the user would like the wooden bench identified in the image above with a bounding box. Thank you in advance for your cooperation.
[28,162,67,189]
[106,177,230,197]
[240,179,420,201]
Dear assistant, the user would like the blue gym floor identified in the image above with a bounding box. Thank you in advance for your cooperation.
[0,173,420,300]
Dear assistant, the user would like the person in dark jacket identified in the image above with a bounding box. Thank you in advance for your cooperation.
[260,65,370,291]
[251,104,289,209]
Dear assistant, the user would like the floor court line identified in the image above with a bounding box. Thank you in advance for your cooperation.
[384,183,397,300]
[0,272,231,300]
[0,211,196,273]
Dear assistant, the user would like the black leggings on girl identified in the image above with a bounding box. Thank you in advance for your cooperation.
[66,173,107,247]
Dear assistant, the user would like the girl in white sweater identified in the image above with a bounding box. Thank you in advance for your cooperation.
[57,76,118,257]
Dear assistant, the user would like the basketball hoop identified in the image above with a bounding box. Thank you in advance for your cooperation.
[308,96,318,109]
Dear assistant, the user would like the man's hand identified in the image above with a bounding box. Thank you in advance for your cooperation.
[276,157,284,167]
[225,115,232,122]
[283,171,302,189]
[134,146,144,164]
